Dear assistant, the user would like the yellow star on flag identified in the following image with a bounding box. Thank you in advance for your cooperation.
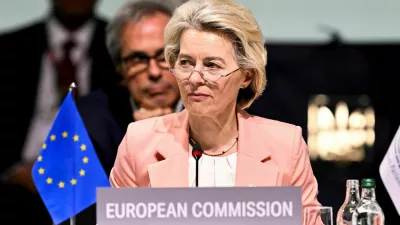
[50,135,56,141]
[42,143,47,149]
[38,168,45,174]
[70,179,77,185]
[79,169,85,176]
[73,135,79,142]
[62,131,68,138]
[37,155,43,162]
[80,144,86,151]
[46,177,53,184]
[58,181,65,188]
[82,157,89,164]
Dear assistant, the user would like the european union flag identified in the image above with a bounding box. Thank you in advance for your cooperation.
[32,91,110,225]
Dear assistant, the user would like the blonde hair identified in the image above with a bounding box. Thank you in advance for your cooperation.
[164,0,267,109]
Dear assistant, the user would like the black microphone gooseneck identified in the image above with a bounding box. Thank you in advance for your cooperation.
[191,141,203,187]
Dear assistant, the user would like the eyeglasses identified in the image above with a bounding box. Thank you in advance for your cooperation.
[170,66,240,82]
[121,50,169,74]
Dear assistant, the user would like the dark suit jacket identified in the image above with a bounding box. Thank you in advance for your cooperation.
[0,17,120,173]
[77,84,133,175]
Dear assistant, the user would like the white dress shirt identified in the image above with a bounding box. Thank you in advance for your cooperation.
[188,144,237,187]
[21,17,95,162]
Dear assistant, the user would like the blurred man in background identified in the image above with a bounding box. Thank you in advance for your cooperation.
[78,0,186,176]
[0,0,118,224]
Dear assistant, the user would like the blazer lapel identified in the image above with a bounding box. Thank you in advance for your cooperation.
[147,111,190,187]
[235,110,280,187]
[146,109,280,187]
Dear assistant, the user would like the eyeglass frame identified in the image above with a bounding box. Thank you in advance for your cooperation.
[169,67,241,82]
[120,50,169,75]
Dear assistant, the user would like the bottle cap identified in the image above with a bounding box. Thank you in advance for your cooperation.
[346,179,359,186]
[361,178,376,188]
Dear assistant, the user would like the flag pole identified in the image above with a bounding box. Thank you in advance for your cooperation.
[69,82,77,225]
[69,82,76,94]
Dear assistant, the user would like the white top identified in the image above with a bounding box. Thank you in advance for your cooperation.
[188,146,237,187]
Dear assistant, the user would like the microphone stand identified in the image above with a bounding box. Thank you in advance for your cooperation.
[195,157,199,187]
[191,142,203,188]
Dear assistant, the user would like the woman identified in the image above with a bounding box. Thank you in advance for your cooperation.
[110,0,321,209]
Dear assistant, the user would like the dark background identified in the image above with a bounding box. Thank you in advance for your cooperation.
[248,41,400,223]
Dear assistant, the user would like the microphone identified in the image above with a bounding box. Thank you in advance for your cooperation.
[192,143,203,187]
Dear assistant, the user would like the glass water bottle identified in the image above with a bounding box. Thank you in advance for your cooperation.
[337,179,360,225]
[352,178,385,225]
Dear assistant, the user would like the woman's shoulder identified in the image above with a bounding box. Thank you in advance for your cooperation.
[247,114,303,145]
[248,114,301,134]
[125,112,178,138]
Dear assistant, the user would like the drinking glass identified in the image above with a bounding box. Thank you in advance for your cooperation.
[303,206,333,225]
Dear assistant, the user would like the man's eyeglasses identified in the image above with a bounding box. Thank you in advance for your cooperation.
[121,50,169,74]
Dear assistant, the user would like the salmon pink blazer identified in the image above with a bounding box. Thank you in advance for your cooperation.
[110,109,321,208]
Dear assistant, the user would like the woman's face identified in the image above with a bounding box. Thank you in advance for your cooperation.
[174,29,252,116]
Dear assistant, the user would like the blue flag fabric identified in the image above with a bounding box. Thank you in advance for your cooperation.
[32,92,110,225]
